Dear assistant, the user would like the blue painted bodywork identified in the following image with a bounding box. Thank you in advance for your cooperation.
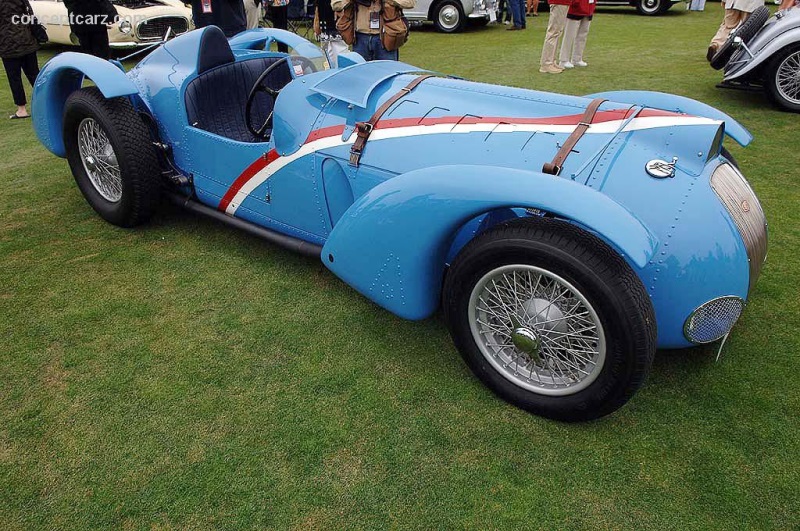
[32,27,764,349]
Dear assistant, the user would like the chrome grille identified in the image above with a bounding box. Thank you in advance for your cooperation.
[136,16,189,41]
[710,163,768,293]
[684,296,745,344]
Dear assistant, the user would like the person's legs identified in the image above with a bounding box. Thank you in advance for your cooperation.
[21,52,40,87]
[328,38,349,67]
[572,18,591,64]
[559,18,579,66]
[352,32,371,60]
[372,34,398,61]
[244,0,261,29]
[509,0,525,28]
[540,4,568,68]
[532,0,539,15]
[272,5,289,52]
[3,57,29,114]
[92,29,111,60]
[709,9,746,50]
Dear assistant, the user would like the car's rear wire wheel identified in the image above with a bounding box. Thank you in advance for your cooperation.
[63,87,161,227]
[765,45,800,113]
[711,6,770,70]
[443,217,657,421]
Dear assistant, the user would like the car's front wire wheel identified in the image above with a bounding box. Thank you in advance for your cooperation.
[443,217,656,421]
[63,87,161,227]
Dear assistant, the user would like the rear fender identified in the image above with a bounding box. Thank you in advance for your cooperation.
[32,52,139,157]
[585,90,753,147]
[322,165,659,320]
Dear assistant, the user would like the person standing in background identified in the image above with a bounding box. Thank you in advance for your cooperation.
[315,0,348,68]
[63,0,118,59]
[507,0,526,30]
[244,0,262,29]
[706,0,764,61]
[1,0,40,119]
[559,0,594,69]
[331,0,415,61]
[191,0,247,37]
[268,0,289,52]
[539,0,571,73]
[526,0,539,16]
[497,0,514,25]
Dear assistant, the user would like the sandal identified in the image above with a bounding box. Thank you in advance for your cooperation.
[9,113,30,120]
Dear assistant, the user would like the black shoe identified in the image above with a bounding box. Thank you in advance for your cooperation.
[706,45,717,62]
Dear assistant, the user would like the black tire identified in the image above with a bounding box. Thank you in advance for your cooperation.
[635,0,667,16]
[443,217,657,421]
[710,6,770,70]
[764,44,800,113]
[63,87,161,227]
[433,0,465,33]
[468,16,490,27]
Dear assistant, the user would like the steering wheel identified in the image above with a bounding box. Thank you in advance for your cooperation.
[245,56,319,140]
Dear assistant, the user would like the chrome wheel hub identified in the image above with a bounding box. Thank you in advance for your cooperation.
[77,118,122,203]
[511,327,541,359]
[468,265,606,396]
[439,6,459,29]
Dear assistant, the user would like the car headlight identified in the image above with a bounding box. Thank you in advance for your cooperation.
[119,20,132,34]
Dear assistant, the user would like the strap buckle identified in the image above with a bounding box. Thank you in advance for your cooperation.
[356,122,374,135]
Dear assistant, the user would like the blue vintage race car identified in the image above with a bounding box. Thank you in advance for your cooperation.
[31,27,767,421]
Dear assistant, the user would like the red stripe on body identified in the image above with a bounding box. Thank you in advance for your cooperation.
[219,108,690,211]
[217,149,279,212]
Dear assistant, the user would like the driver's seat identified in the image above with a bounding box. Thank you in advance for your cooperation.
[184,26,291,143]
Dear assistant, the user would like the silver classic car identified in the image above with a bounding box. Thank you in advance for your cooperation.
[715,5,800,112]
[405,0,499,32]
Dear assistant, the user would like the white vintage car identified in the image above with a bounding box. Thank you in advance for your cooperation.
[31,0,194,49]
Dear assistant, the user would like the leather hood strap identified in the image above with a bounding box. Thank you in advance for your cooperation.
[349,74,435,166]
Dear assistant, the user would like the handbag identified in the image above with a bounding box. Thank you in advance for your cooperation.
[335,4,355,46]
[22,0,49,44]
[380,1,409,51]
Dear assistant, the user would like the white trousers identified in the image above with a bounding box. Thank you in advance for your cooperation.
[319,36,349,69]
[559,18,591,63]
[540,5,569,67]
[244,0,262,30]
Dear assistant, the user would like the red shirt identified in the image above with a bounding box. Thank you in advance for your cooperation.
[568,0,596,16]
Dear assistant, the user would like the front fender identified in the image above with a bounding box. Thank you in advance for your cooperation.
[322,165,659,320]
[585,90,753,147]
[32,53,138,157]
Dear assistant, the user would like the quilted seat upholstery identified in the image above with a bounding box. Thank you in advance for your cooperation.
[185,56,292,143]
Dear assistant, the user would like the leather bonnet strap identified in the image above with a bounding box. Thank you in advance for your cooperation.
[349,74,435,167]
[542,97,607,176]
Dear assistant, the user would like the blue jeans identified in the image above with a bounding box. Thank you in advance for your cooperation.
[353,33,399,61]
[508,0,526,28]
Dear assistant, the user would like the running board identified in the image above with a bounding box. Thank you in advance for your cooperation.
[167,193,323,258]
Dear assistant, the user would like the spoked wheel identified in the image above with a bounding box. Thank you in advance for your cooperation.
[63,87,161,227]
[77,118,123,203]
[765,45,800,113]
[444,217,656,421]
[468,264,607,396]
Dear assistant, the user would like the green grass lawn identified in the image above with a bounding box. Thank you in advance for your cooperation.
[1,7,799,529]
